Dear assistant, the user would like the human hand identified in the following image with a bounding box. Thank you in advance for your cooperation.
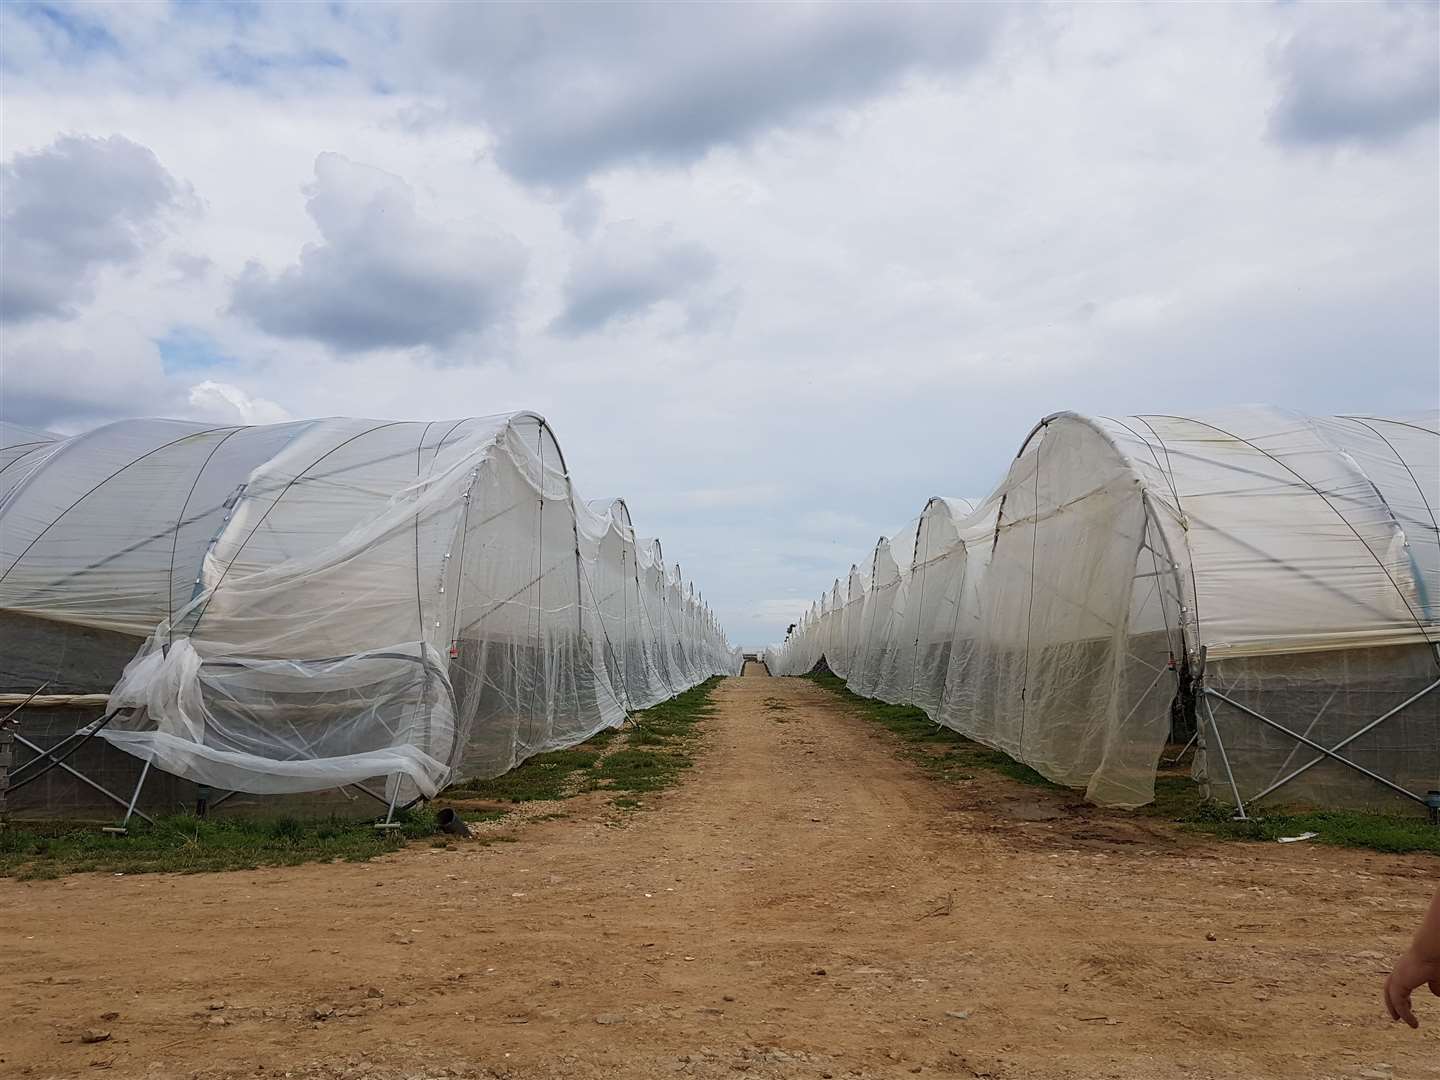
[1384,945,1440,1029]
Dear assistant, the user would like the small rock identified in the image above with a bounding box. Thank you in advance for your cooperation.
[207,1015,229,1027]
[594,1013,625,1025]
[722,995,735,1002]
[311,1005,336,1020]
[207,1001,226,1011]
[1205,932,1217,942]
[945,1010,969,1020]
[811,968,827,976]
[79,1030,111,1044]
[365,987,384,999]
[99,1011,119,1022]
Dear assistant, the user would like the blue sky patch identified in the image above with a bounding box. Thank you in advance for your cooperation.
[14,3,121,62]
[205,44,348,86]
[156,327,237,375]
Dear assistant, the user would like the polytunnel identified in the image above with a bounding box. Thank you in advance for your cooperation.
[767,408,1438,813]
[0,414,739,821]
[832,564,868,682]
[848,537,901,700]
[873,497,977,713]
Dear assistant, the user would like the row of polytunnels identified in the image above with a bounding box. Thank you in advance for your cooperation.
[0,413,740,820]
[766,407,1439,814]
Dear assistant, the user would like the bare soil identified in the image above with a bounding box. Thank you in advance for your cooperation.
[4,671,1438,1079]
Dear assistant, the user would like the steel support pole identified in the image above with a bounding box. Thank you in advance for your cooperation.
[11,732,156,825]
[1200,692,1247,820]
[5,717,105,784]
[1206,688,1426,807]
[374,774,404,828]
[104,759,153,833]
[1244,678,1440,805]
[1164,729,1198,765]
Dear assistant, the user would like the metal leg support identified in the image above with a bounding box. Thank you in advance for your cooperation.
[1241,679,1440,806]
[1201,692,1247,820]
[11,732,156,826]
[104,759,151,834]
[1164,729,1199,765]
[1207,688,1426,808]
[374,774,404,829]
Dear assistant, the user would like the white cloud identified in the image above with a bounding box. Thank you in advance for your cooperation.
[0,333,182,432]
[1,133,189,322]
[0,2,1434,640]
[1270,2,1439,147]
[230,153,527,354]
[411,3,1006,186]
[187,380,291,426]
[553,221,723,336]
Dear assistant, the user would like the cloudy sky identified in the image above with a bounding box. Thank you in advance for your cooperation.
[2,1,1437,646]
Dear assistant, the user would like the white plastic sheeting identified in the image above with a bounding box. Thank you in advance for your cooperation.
[767,408,1439,811]
[0,414,740,800]
[0,421,61,503]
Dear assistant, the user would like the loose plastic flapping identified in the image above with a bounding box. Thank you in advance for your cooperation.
[0,413,740,800]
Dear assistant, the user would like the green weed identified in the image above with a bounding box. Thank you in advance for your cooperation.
[801,672,1440,856]
[0,809,437,880]
[445,747,600,803]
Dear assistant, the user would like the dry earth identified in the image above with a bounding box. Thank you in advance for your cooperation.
[4,668,1439,1080]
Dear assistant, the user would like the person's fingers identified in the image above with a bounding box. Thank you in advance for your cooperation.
[1398,994,1419,1029]
[1386,976,1419,1028]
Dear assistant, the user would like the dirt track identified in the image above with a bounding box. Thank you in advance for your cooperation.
[4,670,1439,1079]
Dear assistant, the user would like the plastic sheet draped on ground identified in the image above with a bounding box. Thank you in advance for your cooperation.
[766,408,1439,812]
[0,413,740,800]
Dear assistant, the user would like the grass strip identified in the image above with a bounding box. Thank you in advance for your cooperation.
[804,672,1059,790]
[445,677,721,807]
[583,676,720,804]
[445,746,604,803]
[0,809,437,880]
[803,672,1440,856]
